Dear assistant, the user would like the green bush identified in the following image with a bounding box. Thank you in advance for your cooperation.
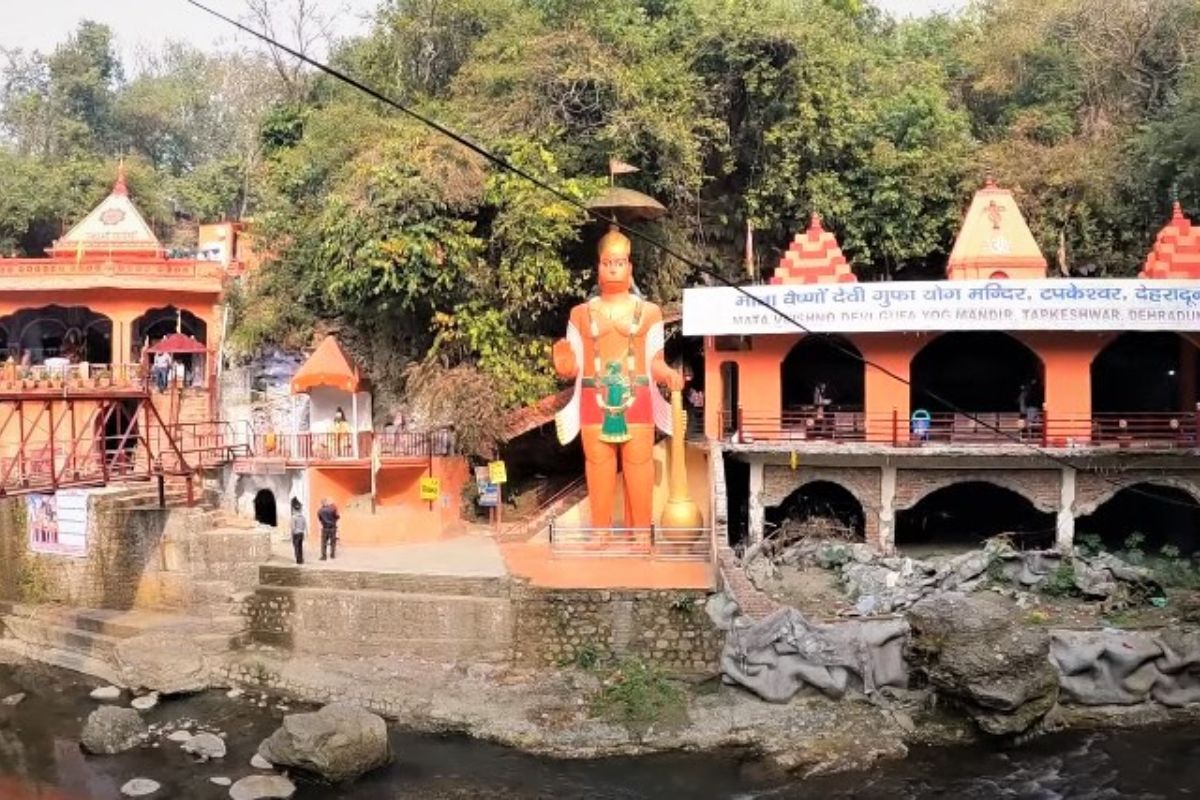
[591,658,686,734]
[1040,561,1078,597]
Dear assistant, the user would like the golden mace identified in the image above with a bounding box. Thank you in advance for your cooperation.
[659,390,704,530]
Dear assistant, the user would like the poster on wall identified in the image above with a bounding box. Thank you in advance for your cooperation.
[28,490,90,557]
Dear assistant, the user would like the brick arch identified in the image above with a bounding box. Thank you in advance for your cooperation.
[1074,474,1200,518]
[892,469,1060,514]
[762,466,879,512]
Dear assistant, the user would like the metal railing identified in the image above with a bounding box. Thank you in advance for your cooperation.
[0,362,148,392]
[242,427,457,462]
[548,524,712,561]
[719,408,1200,449]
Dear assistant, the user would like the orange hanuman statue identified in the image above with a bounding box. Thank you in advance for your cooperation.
[553,228,683,529]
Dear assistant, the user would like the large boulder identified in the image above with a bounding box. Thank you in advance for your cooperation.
[257,703,390,782]
[908,592,1058,736]
[113,632,208,695]
[81,706,147,754]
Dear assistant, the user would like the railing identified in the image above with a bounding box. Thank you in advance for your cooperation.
[0,362,147,392]
[501,476,588,541]
[719,409,1200,449]
[548,524,712,562]
[160,421,248,467]
[243,427,457,462]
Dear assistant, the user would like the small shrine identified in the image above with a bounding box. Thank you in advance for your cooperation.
[1140,203,1200,279]
[769,213,856,285]
[946,176,1047,280]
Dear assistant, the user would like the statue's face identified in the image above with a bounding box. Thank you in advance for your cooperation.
[598,250,632,293]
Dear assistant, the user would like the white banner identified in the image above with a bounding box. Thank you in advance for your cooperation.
[682,279,1200,336]
[28,489,92,557]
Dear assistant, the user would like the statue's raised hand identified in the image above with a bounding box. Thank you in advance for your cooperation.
[552,339,577,379]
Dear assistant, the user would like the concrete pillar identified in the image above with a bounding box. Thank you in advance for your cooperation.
[1057,466,1076,551]
[878,465,897,554]
[748,459,765,546]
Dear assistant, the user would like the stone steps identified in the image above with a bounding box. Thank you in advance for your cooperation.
[256,564,512,598]
[245,581,514,661]
[0,601,248,682]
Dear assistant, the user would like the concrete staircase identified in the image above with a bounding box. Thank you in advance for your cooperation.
[245,564,515,662]
[0,601,246,684]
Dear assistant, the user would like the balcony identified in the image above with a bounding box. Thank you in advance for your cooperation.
[240,428,456,466]
[0,363,149,396]
[719,410,1200,451]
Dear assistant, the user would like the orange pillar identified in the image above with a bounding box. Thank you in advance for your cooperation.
[1022,333,1103,445]
[859,333,916,444]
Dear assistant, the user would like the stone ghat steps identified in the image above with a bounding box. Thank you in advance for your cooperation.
[245,584,514,661]
[256,564,512,598]
[0,601,247,683]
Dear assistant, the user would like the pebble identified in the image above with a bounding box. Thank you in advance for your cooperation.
[1,692,26,706]
[226,688,244,699]
[167,730,194,743]
[120,778,161,797]
[91,686,122,701]
[250,753,272,769]
[210,777,232,786]
[229,774,296,800]
[131,693,159,712]
[183,732,227,759]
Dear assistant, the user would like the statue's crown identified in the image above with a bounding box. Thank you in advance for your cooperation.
[598,226,632,259]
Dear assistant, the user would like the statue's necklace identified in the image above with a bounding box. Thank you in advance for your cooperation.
[587,297,642,377]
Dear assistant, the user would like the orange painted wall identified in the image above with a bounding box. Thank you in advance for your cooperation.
[307,457,469,546]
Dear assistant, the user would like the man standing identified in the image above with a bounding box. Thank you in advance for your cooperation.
[318,498,339,561]
[290,498,307,565]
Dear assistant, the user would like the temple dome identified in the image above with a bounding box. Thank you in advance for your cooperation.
[769,213,856,285]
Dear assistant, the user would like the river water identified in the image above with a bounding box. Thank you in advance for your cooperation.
[1,660,1197,799]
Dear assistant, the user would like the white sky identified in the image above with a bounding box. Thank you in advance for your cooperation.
[0,0,967,65]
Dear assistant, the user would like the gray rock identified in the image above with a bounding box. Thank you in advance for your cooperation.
[120,778,161,797]
[183,732,227,759]
[81,706,147,755]
[226,688,244,699]
[258,703,391,782]
[2,692,25,706]
[114,632,208,695]
[229,774,296,800]
[908,592,1058,736]
[166,730,193,743]
[250,753,273,769]
[131,692,159,712]
[210,777,232,786]
[90,685,122,701]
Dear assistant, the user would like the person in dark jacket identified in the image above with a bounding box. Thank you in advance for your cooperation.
[317,498,339,560]
[290,498,307,565]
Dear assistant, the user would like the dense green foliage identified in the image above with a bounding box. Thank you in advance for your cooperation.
[3,1,1200,446]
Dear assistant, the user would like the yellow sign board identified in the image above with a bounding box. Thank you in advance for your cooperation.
[419,477,441,501]
[488,460,508,485]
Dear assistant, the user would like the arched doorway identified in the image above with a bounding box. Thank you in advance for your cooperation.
[132,307,207,349]
[1077,483,1200,556]
[780,335,864,439]
[766,480,865,540]
[909,332,1043,442]
[1,306,113,363]
[896,481,1056,554]
[1091,332,1195,414]
[254,489,278,527]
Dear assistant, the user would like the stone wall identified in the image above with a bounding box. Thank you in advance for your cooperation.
[511,587,722,675]
[891,468,1062,512]
[0,490,269,610]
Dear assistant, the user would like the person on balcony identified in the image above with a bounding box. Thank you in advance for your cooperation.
[318,498,340,560]
[290,497,307,565]
[152,351,171,392]
[332,406,351,457]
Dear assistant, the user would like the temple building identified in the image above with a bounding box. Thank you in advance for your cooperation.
[683,178,1200,557]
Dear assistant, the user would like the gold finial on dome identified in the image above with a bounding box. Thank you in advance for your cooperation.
[598,225,632,259]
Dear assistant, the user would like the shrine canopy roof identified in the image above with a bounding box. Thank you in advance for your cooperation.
[770,213,856,285]
[1140,203,1200,279]
[291,335,363,394]
[146,333,207,354]
[49,164,163,259]
[946,176,1047,280]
